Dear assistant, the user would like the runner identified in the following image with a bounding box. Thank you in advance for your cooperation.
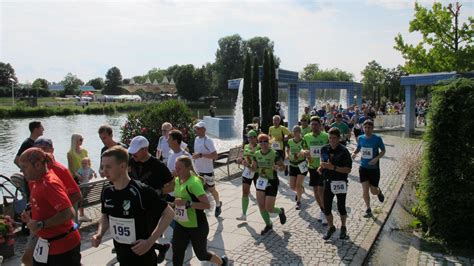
[172,156,228,265]
[156,122,187,164]
[14,121,44,168]
[91,146,174,265]
[300,114,312,136]
[302,116,329,225]
[330,114,350,146]
[19,148,81,266]
[352,120,386,218]
[98,125,128,177]
[20,138,82,266]
[192,121,222,218]
[319,128,352,240]
[167,130,191,175]
[252,134,287,235]
[268,115,290,162]
[236,130,259,221]
[286,126,308,210]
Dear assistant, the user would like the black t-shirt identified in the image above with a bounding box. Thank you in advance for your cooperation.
[17,138,35,156]
[101,142,128,155]
[128,155,173,191]
[101,179,167,264]
[320,144,352,182]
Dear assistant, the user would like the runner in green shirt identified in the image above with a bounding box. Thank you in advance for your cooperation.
[300,114,312,136]
[302,116,329,225]
[236,130,260,221]
[173,156,228,265]
[252,133,287,235]
[286,125,308,210]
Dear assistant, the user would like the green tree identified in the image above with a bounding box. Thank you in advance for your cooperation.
[32,78,48,89]
[269,51,277,113]
[146,68,167,84]
[0,62,18,86]
[301,63,354,81]
[384,66,407,101]
[87,77,105,91]
[175,64,197,101]
[260,49,271,133]
[394,2,474,73]
[251,57,260,118]
[243,36,279,67]
[193,66,210,99]
[361,60,386,104]
[131,75,145,84]
[242,53,253,131]
[214,34,245,97]
[300,64,320,81]
[104,66,123,95]
[61,73,83,95]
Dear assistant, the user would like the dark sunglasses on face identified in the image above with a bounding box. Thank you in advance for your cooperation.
[259,140,269,144]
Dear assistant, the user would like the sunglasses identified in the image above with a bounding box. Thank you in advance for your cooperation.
[259,140,269,144]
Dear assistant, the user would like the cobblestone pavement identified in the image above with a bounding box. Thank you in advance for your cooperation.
[3,134,424,265]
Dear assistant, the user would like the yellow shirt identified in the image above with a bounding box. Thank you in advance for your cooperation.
[67,149,89,175]
[268,126,291,150]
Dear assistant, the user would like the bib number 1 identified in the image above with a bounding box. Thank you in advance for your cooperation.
[33,238,49,263]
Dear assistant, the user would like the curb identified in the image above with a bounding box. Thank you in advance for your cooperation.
[350,141,423,266]
[406,231,422,266]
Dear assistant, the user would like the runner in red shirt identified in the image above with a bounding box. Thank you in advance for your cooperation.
[19,148,81,266]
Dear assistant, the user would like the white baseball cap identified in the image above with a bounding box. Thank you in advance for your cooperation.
[193,121,206,128]
[128,136,149,154]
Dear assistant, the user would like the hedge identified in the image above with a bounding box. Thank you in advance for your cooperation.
[419,78,474,247]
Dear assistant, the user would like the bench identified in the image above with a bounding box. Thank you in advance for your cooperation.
[79,179,107,208]
[215,146,242,177]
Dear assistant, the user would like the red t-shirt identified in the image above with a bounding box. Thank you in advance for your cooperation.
[30,170,80,255]
[49,160,81,198]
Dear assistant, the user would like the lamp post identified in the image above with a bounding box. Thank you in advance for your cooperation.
[8,78,15,106]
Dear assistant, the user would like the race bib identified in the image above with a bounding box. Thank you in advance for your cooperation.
[242,167,255,179]
[310,146,321,158]
[361,147,373,159]
[203,175,215,186]
[256,177,269,190]
[330,181,347,194]
[174,206,189,222]
[298,161,308,173]
[271,141,281,150]
[33,238,49,263]
[109,216,136,244]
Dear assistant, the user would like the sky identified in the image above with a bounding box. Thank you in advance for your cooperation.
[1,0,472,83]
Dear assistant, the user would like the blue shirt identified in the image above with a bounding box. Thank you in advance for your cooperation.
[357,134,385,169]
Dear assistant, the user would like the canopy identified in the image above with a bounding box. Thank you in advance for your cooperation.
[83,91,94,96]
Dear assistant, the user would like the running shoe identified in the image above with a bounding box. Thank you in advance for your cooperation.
[321,213,328,226]
[317,211,323,222]
[236,214,247,221]
[221,255,229,266]
[215,201,222,217]
[295,201,301,210]
[363,208,372,218]
[156,243,170,264]
[279,208,287,225]
[377,190,385,203]
[323,226,336,240]
[339,226,348,239]
[261,224,273,235]
[294,195,298,201]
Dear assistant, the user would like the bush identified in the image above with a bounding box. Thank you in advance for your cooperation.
[120,100,196,155]
[419,78,474,247]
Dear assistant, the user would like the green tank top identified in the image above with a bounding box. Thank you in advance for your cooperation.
[254,149,278,179]
[174,175,206,228]
[287,138,305,166]
[302,132,329,169]
[301,126,311,136]
[243,144,260,163]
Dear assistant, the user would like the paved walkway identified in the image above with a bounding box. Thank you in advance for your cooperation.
[3,134,422,265]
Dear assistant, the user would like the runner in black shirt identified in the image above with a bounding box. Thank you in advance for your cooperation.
[98,125,128,177]
[91,146,174,265]
[128,136,174,197]
[14,121,44,168]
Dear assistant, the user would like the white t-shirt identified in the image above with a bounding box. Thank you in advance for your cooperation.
[167,149,191,173]
[193,136,216,173]
[157,136,187,162]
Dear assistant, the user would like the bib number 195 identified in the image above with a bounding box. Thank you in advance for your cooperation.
[112,225,130,236]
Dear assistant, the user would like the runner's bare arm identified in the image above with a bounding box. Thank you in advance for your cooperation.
[91,214,109,247]
[162,179,175,195]
[27,206,75,233]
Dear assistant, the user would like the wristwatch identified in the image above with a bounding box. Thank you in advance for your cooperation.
[36,220,45,229]
[185,201,192,209]
[333,165,337,171]
[199,153,203,158]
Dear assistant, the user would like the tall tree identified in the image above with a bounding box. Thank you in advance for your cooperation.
[61,73,83,95]
[243,36,279,67]
[87,77,105,91]
[384,66,407,101]
[300,64,320,81]
[32,78,48,89]
[104,66,123,95]
[214,34,245,97]
[0,62,18,86]
[394,2,474,73]
[269,51,277,113]
[175,64,198,101]
[146,68,167,83]
[242,53,253,131]
[301,63,354,81]
[251,57,260,118]
[193,66,210,99]
[260,49,271,133]
[361,60,386,105]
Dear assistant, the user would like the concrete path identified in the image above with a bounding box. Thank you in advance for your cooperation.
[3,134,422,265]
